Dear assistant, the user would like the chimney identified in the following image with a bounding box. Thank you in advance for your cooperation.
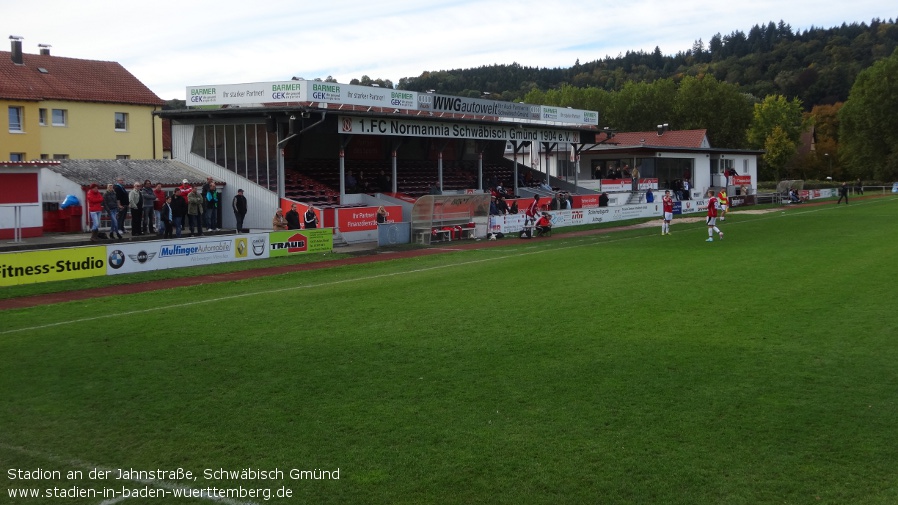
[9,35,24,64]
[38,43,51,56]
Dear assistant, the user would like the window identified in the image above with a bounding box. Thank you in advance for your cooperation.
[39,108,47,126]
[10,153,25,161]
[51,109,67,126]
[52,154,69,160]
[8,106,23,132]
[40,154,49,160]
[114,112,128,131]
[115,155,130,160]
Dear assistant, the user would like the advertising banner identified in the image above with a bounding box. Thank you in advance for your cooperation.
[733,175,752,186]
[0,246,107,287]
[188,80,599,126]
[573,194,601,209]
[106,234,270,275]
[269,229,333,257]
[339,116,579,143]
[600,179,659,192]
[335,205,400,232]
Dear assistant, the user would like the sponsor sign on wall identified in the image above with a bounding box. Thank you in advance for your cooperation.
[733,175,752,186]
[0,247,106,287]
[106,234,270,275]
[339,116,578,143]
[269,229,333,257]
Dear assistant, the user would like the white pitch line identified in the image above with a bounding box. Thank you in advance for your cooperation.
[0,234,635,335]
[4,199,894,335]
[0,443,259,505]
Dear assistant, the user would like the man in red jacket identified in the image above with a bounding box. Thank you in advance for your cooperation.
[85,183,105,242]
[153,183,166,236]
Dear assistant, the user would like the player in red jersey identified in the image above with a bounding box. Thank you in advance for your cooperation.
[705,190,723,242]
[525,194,541,225]
[661,190,674,235]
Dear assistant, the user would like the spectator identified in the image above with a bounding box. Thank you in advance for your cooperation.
[304,206,319,229]
[496,197,510,215]
[550,193,565,210]
[539,179,553,191]
[285,204,301,230]
[203,181,219,230]
[170,188,188,238]
[113,177,129,235]
[232,189,248,232]
[509,200,519,214]
[489,196,500,216]
[496,182,510,199]
[377,170,390,192]
[129,181,144,236]
[86,183,104,242]
[376,206,388,224]
[272,208,289,230]
[345,170,357,192]
[201,176,214,195]
[535,212,552,237]
[855,178,864,195]
[141,179,156,233]
[160,195,173,238]
[645,188,654,203]
[599,192,609,207]
[103,183,122,239]
[187,187,204,236]
[178,178,193,197]
[153,183,165,236]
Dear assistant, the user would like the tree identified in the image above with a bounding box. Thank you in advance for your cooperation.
[746,94,806,149]
[839,48,898,181]
[603,79,676,131]
[763,126,798,181]
[673,75,753,147]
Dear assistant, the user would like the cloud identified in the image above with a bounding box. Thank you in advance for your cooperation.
[5,0,894,100]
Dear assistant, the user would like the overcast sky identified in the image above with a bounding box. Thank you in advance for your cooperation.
[4,0,894,100]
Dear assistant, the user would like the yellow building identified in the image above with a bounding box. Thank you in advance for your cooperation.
[1,38,163,161]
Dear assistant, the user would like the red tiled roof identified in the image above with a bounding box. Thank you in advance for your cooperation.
[599,129,709,148]
[0,51,162,106]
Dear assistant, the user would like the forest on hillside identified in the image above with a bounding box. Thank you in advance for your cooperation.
[168,19,898,181]
[389,19,897,110]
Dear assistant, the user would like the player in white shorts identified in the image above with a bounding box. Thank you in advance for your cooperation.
[661,190,674,235]
[705,190,723,242]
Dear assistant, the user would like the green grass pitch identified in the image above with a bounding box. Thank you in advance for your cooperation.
[2,198,897,504]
